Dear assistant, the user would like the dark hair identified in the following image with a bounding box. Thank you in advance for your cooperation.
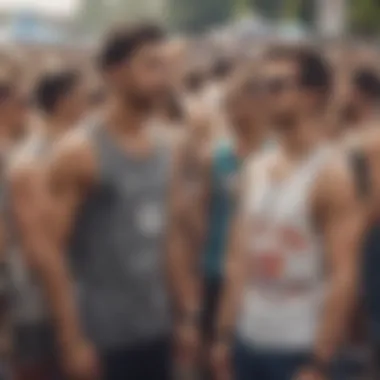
[266,46,332,99]
[34,69,80,114]
[98,23,165,70]
[353,68,380,101]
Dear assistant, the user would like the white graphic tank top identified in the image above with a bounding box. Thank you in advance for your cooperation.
[238,146,331,350]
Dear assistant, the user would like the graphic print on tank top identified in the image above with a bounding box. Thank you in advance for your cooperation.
[136,201,165,237]
[238,146,331,349]
[248,219,317,293]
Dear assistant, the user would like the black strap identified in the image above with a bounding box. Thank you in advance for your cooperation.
[348,149,371,200]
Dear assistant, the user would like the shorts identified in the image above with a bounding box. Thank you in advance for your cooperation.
[233,340,311,380]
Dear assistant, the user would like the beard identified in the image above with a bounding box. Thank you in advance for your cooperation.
[272,110,298,132]
[125,91,156,113]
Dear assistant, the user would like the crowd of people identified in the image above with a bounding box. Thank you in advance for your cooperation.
[0,22,378,380]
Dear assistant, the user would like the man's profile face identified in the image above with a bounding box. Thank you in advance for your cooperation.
[226,79,268,137]
[115,41,168,109]
[263,59,302,130]
[59,81,89,124]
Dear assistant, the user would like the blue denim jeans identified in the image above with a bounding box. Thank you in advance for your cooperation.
[233,340,310,380]
[233,340,368,380]
[102,337,171,380]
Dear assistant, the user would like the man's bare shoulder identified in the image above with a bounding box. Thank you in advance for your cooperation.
[316,151,358,206]
[7,134,44,186]
[49,128,95,177]
[346,127,380,157]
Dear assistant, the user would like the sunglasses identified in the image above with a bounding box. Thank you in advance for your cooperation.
[243,79,267,95]
[265,77,298,94]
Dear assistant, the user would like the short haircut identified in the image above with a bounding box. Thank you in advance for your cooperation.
[353,68,380,101]
[98,23,165,70]
[34,69,80,114]
[266,46,333,98]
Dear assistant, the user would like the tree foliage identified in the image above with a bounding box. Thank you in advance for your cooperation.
[298,0,315,25]
[248,0,283,19]
[350,0,380,35]
[169,0,235,33]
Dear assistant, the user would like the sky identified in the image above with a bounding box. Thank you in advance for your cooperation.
[0,0,80,16]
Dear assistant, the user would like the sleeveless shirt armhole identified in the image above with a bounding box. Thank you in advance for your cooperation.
[239,150,274,213]
[348,149,371,201]
[86,122,109,186]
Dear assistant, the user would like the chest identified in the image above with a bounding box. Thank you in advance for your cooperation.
[249,170,313,228]
[92,153,170,229]
[245,154,324,254]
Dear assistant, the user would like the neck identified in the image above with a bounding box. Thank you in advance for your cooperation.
[236,128,265,159]
[43,115,72,140]
[106,95,147,135]
[280,118,320,160]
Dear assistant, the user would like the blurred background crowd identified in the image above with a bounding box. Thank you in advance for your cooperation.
[0,1,379,380]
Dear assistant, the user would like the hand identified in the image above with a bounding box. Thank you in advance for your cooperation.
[60,339,101,380]
[293,366,326,380]
[211,341,232,380]
[174,321,200,367]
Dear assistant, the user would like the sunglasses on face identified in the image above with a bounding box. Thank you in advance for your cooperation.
[243,79,266,96]
[265,77,298,94]
[240,77,298,98]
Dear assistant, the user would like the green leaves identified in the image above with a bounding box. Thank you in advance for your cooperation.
[169,0,235,33]
[350,0,380,35]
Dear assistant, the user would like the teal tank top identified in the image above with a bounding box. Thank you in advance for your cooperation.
[202,140,241,279]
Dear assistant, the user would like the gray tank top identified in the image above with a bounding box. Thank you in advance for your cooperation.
[70,124,172,350]
[9,135,52,326]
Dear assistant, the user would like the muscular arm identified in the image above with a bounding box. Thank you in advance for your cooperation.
[167,140,209,319]
[215,210,247,340]
[9,162,79,352]
[46,135,96,349]
[313,158,366,364]
[10,136,93,351]
[215,169,249,339]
